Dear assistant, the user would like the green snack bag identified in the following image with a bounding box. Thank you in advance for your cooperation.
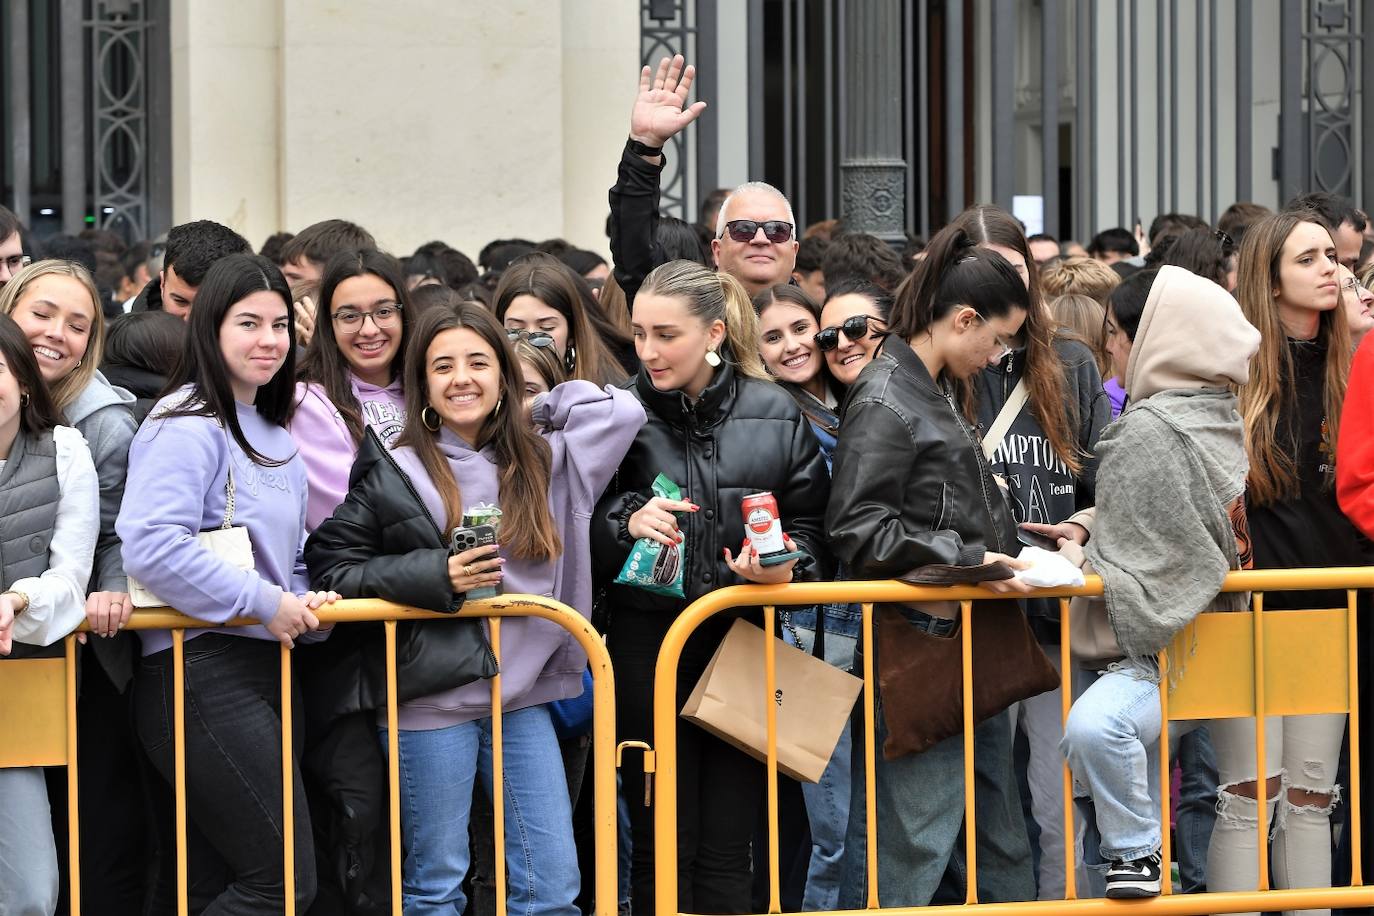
[615,474,687,598]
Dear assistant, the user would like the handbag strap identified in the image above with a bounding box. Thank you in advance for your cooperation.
[218,423,237,530]
[982,378,1029,462]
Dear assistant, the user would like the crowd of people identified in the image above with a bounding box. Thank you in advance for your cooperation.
[3,52,1374,916]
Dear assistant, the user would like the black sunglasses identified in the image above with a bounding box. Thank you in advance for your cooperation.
[507,328,556,348]
[814,314,883,352]
[722,219,794,244]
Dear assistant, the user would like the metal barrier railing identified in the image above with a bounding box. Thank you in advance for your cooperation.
[651,568,1374,916]
[0,595,618,916]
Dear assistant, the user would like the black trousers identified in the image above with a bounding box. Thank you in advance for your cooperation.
[610,612,764,916]
[134,635,316,915]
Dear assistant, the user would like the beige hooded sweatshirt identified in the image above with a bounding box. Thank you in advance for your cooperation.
[1066,266,1261,660]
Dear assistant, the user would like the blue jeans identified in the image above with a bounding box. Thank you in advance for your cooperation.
[838,629,1034,908]
[386,705,579,916]
[1060,659,1163,874]
[786,614,858,911]
[0,768,58,916]
[1173,726,1218,893]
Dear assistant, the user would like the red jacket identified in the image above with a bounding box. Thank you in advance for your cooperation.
[1337,334,1374,536]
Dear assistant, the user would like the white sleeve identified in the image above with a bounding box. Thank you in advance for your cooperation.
[11,426,100,646]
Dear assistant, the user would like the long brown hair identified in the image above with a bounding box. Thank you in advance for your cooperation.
[1235,210,1351,506]
[494,253,627,386]
[295,248,412,443]
[396,302,561,561]
[950,207,1084,473]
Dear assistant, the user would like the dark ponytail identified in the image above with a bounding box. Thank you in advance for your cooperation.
[888,224,1029,340]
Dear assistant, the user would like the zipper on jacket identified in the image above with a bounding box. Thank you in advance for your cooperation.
[378,444,447,545]
[942,388,1006,554]
[1003,353,1014,400]
[375,439,499,672]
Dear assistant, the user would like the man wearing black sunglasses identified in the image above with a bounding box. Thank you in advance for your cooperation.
[609,54,800,305]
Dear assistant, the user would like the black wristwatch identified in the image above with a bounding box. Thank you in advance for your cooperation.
[627,137,664,158]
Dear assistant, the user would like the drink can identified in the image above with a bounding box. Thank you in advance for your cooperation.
[742,491,786,556]
[463,505,503,534]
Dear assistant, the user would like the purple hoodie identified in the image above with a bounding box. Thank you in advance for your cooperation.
[290,376,407,531]
[117,390,311,655]
[389,380,645,729]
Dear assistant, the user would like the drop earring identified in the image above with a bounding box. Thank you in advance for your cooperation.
[704,349,722,368]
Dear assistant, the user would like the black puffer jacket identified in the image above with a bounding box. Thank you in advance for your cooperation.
[827,334,1017,578]
[592,361,833,612]
[302,430,496,723]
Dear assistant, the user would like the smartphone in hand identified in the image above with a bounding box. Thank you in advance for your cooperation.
[451,524,501,598]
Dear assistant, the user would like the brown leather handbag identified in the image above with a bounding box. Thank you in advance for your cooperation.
[875,571,1060,758]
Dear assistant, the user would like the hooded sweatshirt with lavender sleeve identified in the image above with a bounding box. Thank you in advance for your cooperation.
[290,376,407,532]
[117,389,311,656]
[386,380,645,729]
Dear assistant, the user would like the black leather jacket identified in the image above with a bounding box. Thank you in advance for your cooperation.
[592,361,833,613]
[827,334,1017,579]
[302,430,496,723]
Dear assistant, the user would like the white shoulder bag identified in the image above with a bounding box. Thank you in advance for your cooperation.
[128,452,255,609]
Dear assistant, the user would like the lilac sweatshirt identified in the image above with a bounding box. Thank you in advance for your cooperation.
[1105,377,1127,418]
[389,380,646,729]
[117,389,311,655]
[290,376,407,531]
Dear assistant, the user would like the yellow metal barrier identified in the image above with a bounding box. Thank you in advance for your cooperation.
[0,595,618,916]
[652,568,1374,916]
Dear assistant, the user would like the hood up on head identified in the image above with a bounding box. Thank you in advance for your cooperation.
[1124,265,1261,401]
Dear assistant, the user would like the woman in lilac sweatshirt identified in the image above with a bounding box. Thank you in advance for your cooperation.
[306,302,645,916]
[289,248,411,531]
[117,254,337,913]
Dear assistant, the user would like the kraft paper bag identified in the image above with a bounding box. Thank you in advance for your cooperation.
[681,618,863,783]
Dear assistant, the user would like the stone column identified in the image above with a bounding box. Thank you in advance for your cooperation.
[839,0,907,241]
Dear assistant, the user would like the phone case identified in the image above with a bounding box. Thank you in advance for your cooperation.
[451,524,497,554]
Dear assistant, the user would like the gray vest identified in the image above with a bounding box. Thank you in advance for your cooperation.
[2,428,63,661]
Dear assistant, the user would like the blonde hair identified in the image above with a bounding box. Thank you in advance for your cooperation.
[1040,256,1121,305]
[1235,211,1351,506]
[0,259,106,412]
[1050,293,1109,377]
[638,260,771,382]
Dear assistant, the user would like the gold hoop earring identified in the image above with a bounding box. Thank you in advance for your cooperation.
[19,392,29,406]
[421,406,441,431]
[494,396,504,416]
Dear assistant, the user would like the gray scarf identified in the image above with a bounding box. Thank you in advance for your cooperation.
[1084,388,1248,658]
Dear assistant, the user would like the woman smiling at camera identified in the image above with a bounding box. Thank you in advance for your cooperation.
[0,311,99,916]
[117,253,338,913]
[593,259,831,915]
[307,302,644,916]
[289,248,412,532]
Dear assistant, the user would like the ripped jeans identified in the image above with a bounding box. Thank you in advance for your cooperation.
[1208,714,1347,916]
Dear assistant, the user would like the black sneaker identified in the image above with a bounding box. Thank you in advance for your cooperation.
[1105,851,1162,898]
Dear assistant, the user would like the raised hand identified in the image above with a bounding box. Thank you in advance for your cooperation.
[629,54,708,150]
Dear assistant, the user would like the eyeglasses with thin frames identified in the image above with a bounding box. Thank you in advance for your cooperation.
[972,311,1015,362]
[1341,276,1370,295]
[332,301,403,333]
[1,254,32,274]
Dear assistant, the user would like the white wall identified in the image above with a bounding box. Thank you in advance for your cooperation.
[171,0,639,259]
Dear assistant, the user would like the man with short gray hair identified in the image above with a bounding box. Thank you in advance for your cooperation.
[609,54,799,304]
